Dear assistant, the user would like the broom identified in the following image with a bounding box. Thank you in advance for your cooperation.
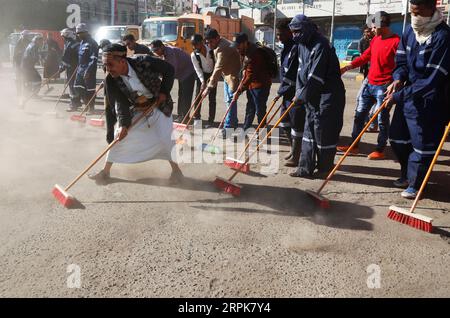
[88,110,106,127]
[20,70,60,107]
[46,67,78,116]
[224,96,281,173]
[173,90,203,131]
[201,75,246,154]
[70,82,104,123]
[214,101,296,196]
[175,89,208,145]
[387,121,450,233]
[53,100,159,208]
[305,100,389,209]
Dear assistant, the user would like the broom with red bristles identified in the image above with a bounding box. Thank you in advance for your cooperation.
[173,90,203,131]
[223,96,282,173]
[53,99,159,208]
[214,101,296,196]
[175,88,208,145]
[70,82,104,123]
[387,121,450,233]
[304,100,389,209]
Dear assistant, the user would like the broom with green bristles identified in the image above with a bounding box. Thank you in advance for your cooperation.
[387,121,450,233]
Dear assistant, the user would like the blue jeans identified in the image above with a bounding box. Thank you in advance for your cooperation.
[224,81,238,128]
[243,87,270,130]
[351,83,390,151]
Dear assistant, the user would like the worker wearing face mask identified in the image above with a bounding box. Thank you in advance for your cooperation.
[384,0,450,199]
[289,14,346,179]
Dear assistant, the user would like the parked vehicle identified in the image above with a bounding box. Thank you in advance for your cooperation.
[345,40,360,61]
[94,25,140,45]
[140,6,254,55]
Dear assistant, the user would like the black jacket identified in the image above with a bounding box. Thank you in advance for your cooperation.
[105,55,175,143]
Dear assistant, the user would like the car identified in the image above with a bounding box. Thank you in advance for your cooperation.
[345,40,360,61]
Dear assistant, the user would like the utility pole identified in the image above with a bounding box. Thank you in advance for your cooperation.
[366,0,371,19]
[111,0,115,25]
[144,0,148,19]
[402,0,409,33]
[330,0,336,46]
[302,1,305,15]
[272,0,278,49]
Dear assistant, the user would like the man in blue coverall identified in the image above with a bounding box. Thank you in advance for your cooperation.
[385,0,450,199]
[74,23,99,113]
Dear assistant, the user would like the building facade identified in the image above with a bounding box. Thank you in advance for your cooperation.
[66,0,140,27]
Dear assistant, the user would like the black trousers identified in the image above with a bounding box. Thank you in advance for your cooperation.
[177,72,196,118]
[194,73,217,122]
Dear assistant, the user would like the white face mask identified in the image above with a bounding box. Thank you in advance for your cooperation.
[411,15,432,31]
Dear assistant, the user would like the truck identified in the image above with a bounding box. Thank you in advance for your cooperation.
[140,6,254,55]
[94,25,140,45]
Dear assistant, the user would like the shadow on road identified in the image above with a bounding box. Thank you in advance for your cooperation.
[95,176,375,232]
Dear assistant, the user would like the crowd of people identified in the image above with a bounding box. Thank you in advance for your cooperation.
[12,0,449,199]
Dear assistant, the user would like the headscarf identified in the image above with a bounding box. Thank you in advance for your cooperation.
[289,14,318,45]
[411,9,443,45]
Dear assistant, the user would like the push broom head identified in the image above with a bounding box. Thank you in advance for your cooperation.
[224,157,250,173]
[52,184,75,208]
[387,205,433,233]
[214,177,242,196]
[200,143,221,154]
[88,118,105,127]
[173,123,191,131]
[70,114,87,123]
[305,190,330,209]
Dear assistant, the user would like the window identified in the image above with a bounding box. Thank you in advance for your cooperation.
[181,22,196,40]
[122,11,127,24]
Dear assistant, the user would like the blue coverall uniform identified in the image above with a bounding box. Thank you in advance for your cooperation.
[390,23,450,191]
[60,38,81,108]
[21,41,42,93]
[277,39,305,140]
[295,34,346,176]
[74,36,98,109]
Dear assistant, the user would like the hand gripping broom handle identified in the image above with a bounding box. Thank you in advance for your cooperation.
[409,121,450,213]
[64,101,159,191]
[54,67,78,110]
[316,100,389,195]
[180,90,204,125]
[237,97,280,161]
[77,82,104,117]
[228,101,296,182]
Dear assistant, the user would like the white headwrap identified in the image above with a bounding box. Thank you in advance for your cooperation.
[411,9,443,45]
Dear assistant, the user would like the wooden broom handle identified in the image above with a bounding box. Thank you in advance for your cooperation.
[177,89,209,141]
[209,73,247,143]
[409,121,450,213]
[77,82,104,117]
[180,90,203,125]
[237,97,280,160]
[228,101,296,182]
[64,101,159,191]
[316,100,389,195]
[54,67,78,109]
